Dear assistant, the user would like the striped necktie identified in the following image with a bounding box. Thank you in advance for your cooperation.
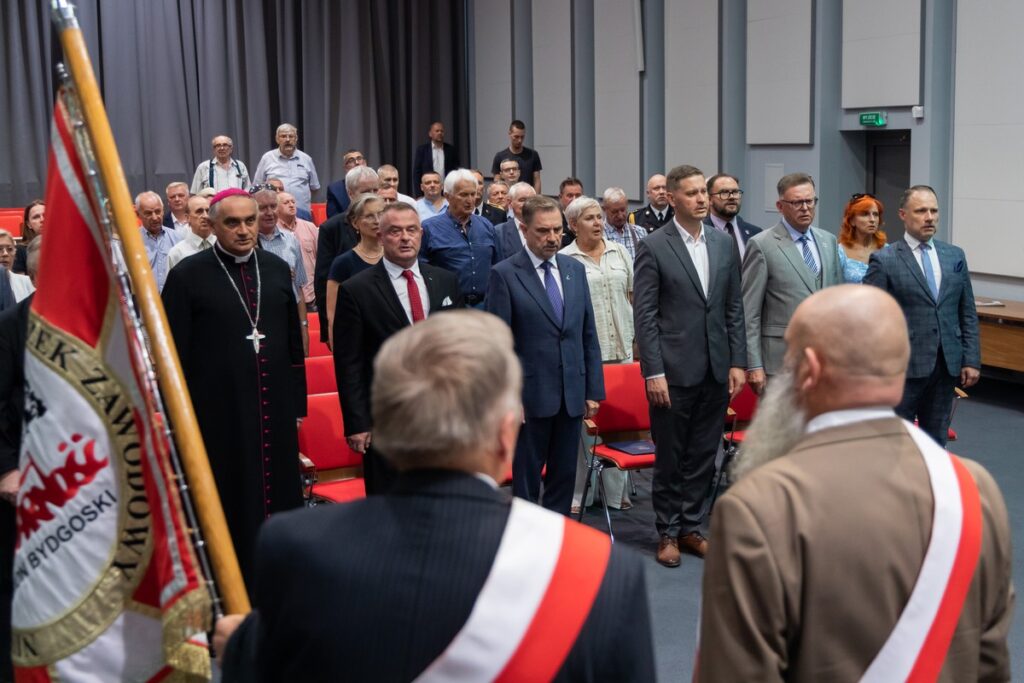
[798,235,819,276]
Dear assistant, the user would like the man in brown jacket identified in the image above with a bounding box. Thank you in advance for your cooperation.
[699,284,1013,682]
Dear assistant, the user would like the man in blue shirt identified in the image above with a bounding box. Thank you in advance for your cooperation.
[252,123,321,213]
[136,191,181,291]
[421,170,502,307]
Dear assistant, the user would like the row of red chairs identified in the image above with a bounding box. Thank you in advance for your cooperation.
[299,392,365,504]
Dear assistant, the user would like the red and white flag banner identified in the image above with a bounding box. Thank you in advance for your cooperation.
[11,95,212,681]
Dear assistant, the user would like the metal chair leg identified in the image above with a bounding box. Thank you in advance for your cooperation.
[578,430,599,523]
[596,461,614,543]
[628,470,637,497]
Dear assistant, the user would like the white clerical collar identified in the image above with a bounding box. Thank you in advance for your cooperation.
[215,241,253,263]
[805,407,896,435]
[383,257,422,279]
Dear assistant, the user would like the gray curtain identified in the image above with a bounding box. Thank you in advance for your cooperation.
[0,0,469,206]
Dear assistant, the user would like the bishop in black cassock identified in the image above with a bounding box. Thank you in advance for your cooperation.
[162,191,306,588]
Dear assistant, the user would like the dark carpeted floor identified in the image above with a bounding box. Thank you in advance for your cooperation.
[578,377,1024,682]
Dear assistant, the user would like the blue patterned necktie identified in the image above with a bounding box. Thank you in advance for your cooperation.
[798,235,819,276]
[540,261,564,324]
[919,242,939,299]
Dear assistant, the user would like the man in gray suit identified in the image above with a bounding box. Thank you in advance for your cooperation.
[863,185,980,446]
[742,173,842,394]
[634,165,747,567]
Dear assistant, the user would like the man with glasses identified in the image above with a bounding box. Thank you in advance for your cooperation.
[629,173,674,233]
[326,149,368,218]
[741,173,841,395]
[190,135,250,193]
[253,123,320,215]
[703,173,762,260]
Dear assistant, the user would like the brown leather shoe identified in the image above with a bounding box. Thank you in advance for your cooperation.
[657,536,681,567]
[678,531,708,558]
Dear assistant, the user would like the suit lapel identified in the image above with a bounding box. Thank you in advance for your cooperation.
[513,250,561,328]
[705,229,722,299]
[773,224,816,292]
[556,254,576,325]
[665,227,707,302]
[935,241,957,304]
[371,263,411,326]
[894,240,934,302]
[422,266,445,312]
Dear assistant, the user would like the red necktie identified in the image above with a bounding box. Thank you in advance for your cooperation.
[402,269,425,322]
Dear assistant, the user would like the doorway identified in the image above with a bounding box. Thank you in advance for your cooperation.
[865,129,911,243]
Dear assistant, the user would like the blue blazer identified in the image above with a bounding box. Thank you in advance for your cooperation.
[493,219,524,261]
[486,250,604,419]
[326,180,350,218]
[863,239,980,378]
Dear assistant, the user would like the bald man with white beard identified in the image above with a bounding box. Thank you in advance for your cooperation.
[699,285,1013,682]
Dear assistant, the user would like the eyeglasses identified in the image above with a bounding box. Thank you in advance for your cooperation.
[344,155,365,165]
[711,189,743,199]
[779,197,818,208]
[249,183,278,194]
[0,246,15,254]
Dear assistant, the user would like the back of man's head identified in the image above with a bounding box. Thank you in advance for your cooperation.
[372,311,522,477]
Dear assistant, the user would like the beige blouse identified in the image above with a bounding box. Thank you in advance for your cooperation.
[560,238,634,362]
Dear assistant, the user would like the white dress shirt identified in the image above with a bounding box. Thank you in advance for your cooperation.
[9,271,34,301]
[903,233,943,293]
[432,144,445,177]
[525,248,563,297]
[674,219,709,296]
[382,258,430,323]
[168,230,217,269]
[805,407,896,434]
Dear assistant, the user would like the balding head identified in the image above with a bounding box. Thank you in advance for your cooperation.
[733,285,910,480]
[785,285,909,416]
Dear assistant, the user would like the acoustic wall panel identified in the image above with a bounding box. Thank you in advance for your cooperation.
[663,0,719,174]
[593,0,642,199]
[841,0,919,108]
[472,0,513,173]
[952,0,1024,277]
[531,0,574,189]
[746,0,813,145]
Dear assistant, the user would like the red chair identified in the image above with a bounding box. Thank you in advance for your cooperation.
[298,393,365,504]
[307,334,331,357]
[580,362,655,542]
[307,312,320,332]
[310,203,328,226]
[0,209,22,238]
[305,355,337,395]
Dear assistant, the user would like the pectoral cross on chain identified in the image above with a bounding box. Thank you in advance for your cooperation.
[246,327,266,354]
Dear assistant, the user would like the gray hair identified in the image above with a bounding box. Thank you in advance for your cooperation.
[165,181,189,195]
[377,164,398,176]
[602,187,627,205]
[26,236,42,279]
[564,196,601,224]
[276,122,298,136]
[134,191,162,211]
[345,166,379,196]
[507,181,535,201]
[372,310,522,468]
[486,181,509,201]
[444,169,479,196]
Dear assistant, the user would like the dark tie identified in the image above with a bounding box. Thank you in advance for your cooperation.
[919,243,939,299]
[724,221,741,259]
[540,261,563,324]
[401,269,425,322]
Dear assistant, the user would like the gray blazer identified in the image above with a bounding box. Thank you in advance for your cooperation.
[741,223,842,374]
[633,223,746,387]
[862,239,980,378]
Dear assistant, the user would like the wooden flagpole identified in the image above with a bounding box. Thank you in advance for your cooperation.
[51,0,250,614]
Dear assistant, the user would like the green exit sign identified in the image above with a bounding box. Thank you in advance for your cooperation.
[860,112,887,127]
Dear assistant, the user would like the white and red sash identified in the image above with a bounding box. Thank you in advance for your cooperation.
[859,421,983,682]
[414,498,612,683]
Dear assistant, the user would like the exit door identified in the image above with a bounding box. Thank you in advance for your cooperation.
[865,130,911,243]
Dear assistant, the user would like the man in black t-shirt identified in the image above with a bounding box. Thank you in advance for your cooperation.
[490,120,543,194]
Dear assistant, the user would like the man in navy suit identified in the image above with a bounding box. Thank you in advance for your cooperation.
[703,173,762,261]
[325,149,368,218]
[487,196,604,515]
[863,185,980,446]
[493,181,536,260]
[412,122,459,194]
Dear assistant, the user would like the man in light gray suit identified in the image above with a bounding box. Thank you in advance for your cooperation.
[634,165,747,568]
[863,185,980,446]
[742,173,842,394]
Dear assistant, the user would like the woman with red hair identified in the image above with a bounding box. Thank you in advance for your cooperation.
[838,193,886,283]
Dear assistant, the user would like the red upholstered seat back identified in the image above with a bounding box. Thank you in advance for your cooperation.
[299,393,362,469]
[305,355,337,395]
[308,334,331,357]
[592,362,650,433]
[730,384,758,421]
[310,203,327,226]
[0,209,23,238]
